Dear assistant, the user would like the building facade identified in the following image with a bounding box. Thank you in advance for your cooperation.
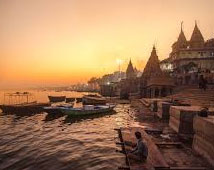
[160,22,214,85]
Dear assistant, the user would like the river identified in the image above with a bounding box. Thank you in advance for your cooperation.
[0,90,139,170]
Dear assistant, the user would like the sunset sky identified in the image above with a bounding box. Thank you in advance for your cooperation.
[0,0,214,89]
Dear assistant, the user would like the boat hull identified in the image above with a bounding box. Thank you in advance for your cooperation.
[44,107,65,114]
[48,96,66,103]
[44,104,74,114]
[0,103,50,114]
[82,96,106,105]
[65,97,75,103]
[63,105,115,117]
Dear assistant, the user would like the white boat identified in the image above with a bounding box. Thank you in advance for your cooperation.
[44,103,74,114]
[63,104,116,117]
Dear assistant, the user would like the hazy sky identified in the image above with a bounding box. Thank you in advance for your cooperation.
[0,0,214,88]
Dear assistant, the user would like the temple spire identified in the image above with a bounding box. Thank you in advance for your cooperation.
[142,46,162,79]
[181,21,183,32]
[189,21,204,48]
[126,58,135,79]
[176,21,188,48]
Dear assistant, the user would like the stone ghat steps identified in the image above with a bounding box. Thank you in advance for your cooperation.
[169,88,214,107]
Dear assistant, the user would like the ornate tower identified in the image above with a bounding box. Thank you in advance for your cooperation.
[142,45,163,79]
[172,22,188,51]
[140,46,174,98]
[189,21,204,48]
[177,22,188,49]
[126,59,135,79]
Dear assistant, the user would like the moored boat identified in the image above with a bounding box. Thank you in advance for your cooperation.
[48,96,66,103]
[82,95,106,105]
[65,97,75,103]
[44,103,74,114]
[0,102,50,114]
[63,104,116,117]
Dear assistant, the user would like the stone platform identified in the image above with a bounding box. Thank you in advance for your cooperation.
[169,106,214,134]
[157,102,172,120]
[139,98,170,112]
[118,127,170,170]
[117,126,211,170]
[193,116,214,167]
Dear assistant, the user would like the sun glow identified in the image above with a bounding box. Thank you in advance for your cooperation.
[0,0,214,89]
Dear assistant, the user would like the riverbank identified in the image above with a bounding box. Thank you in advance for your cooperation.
[116,99,213,170]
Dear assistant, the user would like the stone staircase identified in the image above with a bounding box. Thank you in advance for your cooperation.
[168,86,214,108]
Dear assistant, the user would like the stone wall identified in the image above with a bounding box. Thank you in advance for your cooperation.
[169,106,201,134]
[169,106,214,134]
[192,116,214,167]
[157,102,172,120]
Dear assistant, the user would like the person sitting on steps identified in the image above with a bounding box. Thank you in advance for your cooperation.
[127,131,148,162]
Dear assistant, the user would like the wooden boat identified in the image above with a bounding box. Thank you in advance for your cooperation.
[44,103,74,114]
[0,102,50,114]
[63,104,116,117]
[65,97,75,103]
[76,97,82,103]
[48,96,66,103]
[82,95,106,105]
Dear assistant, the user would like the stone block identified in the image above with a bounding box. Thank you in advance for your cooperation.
[157,102,172,120]
[149,98,171,112]
[169,106,201,134]
[170,106,214,134]
[193,116,214,167]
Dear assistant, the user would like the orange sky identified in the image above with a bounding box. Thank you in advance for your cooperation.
[0,0,214,89]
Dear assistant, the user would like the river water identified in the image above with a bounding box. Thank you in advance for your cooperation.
[0,90,139,170]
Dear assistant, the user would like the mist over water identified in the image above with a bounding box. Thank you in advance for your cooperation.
[0,90,136,170]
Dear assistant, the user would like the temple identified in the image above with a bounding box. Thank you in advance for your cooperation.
[120,59,139,99]
[140,46,174,98]
[100,21,214,99]
[160,22,214,85]
[100,21,214,169]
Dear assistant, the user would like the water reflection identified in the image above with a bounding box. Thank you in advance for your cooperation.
[44,112,65,122]
[0,104,135,170]
[63,110,117,124]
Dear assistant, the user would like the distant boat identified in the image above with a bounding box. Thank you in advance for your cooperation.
[0,102,50,114]
[82,94,106,105]
[63,104,116,117]
[76,97,82,103]
[48,96,66,103]
[65,97,75,103]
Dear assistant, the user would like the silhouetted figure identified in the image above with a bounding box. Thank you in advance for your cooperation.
[199,75,207,91]
[127,131,148,162]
